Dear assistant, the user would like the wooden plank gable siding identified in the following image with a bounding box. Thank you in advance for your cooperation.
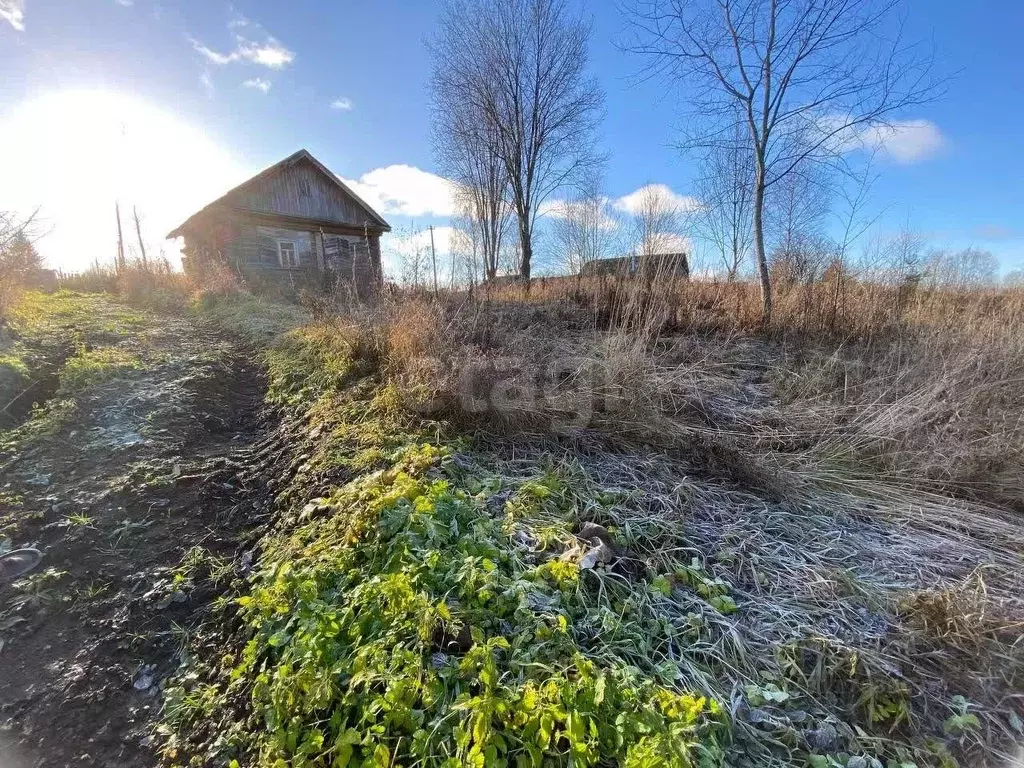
[171,150,388,295]
[233,159,373,226]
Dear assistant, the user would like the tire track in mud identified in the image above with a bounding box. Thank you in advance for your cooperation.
[0,314,275,768]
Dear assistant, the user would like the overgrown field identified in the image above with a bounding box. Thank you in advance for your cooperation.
[155,281,1024,768]
[3,279,1021,767]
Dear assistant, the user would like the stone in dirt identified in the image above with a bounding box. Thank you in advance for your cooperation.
[578,540,616,570]
[576,521,622,554]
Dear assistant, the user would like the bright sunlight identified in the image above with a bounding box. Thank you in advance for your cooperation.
[0,89,248,272]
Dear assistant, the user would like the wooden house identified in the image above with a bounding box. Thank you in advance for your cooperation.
[168,149,390,295]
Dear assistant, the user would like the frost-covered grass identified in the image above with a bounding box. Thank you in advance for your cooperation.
[156,311,1023,768]
[159,319,735,768]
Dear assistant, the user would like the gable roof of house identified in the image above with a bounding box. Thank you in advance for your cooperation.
[167,149,390,238]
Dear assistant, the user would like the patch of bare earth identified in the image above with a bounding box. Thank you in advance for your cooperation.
[0,314,271,768]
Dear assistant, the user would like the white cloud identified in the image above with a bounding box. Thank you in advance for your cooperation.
[865,120,945,164]
[238,39,294,68]
[114,0,134,6]
[191,39,238,65]
[331,97,354,111]
[817,115,945,165]
[190,16,294,70]
[613,184,702,215]
[540,197,619,231]
[343,165,457,218]
[1,0,25,31]
[537,199,565,218]
[242,77,271,93]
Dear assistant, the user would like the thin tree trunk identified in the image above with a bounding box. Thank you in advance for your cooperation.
[751,169,772,325]
[132,206,147,266]
[115,202,125,275]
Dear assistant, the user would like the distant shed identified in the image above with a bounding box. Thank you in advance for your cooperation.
[580,252,690,279]
[167,149,390,295]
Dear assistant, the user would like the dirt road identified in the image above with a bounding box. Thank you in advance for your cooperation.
[0,304,268,767]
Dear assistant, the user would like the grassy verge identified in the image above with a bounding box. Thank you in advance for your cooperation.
[5,290,1019,766]
[0,291,154,437]
[158,324,732,768]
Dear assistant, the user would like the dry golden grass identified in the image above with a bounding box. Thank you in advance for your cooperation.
[57,257,244,311]
[440,272,1024,508]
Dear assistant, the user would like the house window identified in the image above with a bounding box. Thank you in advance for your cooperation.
[277,240,299,268]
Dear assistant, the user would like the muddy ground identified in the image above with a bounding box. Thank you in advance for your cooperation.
[0,310,272,768]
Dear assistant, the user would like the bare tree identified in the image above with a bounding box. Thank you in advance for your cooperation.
[765,161,833,283]
[693,123,753,280]
[396,225,430,288]
[766,163,831,257]
[627,0,936,322]
[887,218,927,283]
[430,0,604,283]
[1005,269,1024,288]
[925,247,999,290]
[827,150,882,326]
[632,184,684,258]
[431,73,512,283]
[552,177,617,275]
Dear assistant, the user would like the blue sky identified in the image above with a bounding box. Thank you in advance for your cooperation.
[1,0,1022,276]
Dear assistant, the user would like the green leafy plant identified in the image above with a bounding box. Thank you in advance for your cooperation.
[164,443,726,767]
[943,695,980,738]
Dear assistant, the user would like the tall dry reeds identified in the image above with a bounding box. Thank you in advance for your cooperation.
[364,271,1024,516]
[57,257,243,310]
[485,271,1024,342]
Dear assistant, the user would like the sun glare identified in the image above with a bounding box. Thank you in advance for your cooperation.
[0,89,248,272]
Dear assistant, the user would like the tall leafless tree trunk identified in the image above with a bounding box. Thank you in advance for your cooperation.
[132,205,148,266]
[429,0,603,284]
[115,201,126,275]
[626,0,936,323]
[432,84,511,282]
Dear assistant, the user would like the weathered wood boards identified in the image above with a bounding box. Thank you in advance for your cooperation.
[168,149,390,294]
